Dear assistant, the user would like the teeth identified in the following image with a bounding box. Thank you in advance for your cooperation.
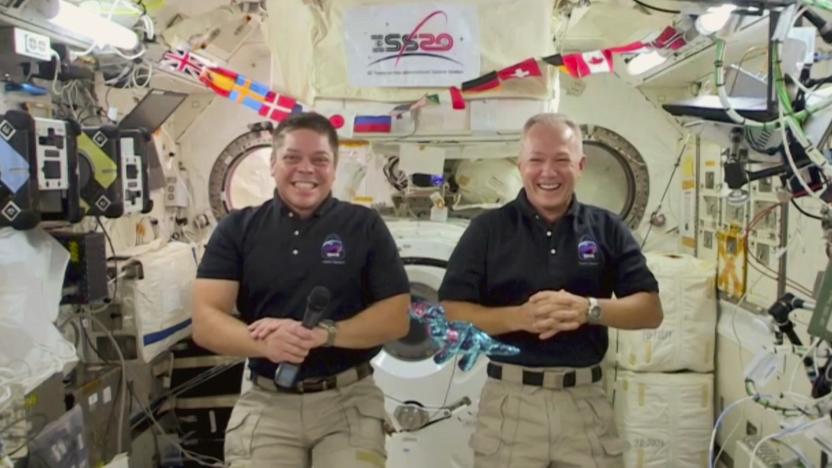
[293,182,317,189]
[539,183,561,190]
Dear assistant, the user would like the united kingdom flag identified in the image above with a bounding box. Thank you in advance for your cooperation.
[159,49,213,81]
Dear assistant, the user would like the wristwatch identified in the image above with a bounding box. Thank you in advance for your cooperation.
[318,319,337,347]
[587,297,603,325]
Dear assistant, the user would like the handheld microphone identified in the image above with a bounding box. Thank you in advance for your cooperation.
[274,286,331,388]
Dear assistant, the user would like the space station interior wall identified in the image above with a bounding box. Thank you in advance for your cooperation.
[263,0,557,103]
[559,73,685,252]
[173,43,275,226]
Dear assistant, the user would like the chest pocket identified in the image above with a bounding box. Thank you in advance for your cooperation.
[315,233,366,294]
[568,236,608,295]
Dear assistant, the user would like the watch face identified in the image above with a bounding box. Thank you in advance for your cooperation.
[589,302,602,322]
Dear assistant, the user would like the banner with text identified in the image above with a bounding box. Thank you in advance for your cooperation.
[343,3,481,87]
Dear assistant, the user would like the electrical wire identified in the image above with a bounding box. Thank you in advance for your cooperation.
[641,135,690,249]
[709,395,755,468]
[80,312,127,455]
[750,417,826,467]
[633,0,680,14]
[790,198,824,220]
[78,311,227,466]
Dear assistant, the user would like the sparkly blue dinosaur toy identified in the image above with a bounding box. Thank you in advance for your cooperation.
[410,302,520,371]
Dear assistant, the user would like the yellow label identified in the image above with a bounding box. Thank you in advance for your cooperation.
[356,450,385,467]
[69,241,80,263]
[24,394,37,410]
[682,180,695,190]
[682,237,696,248]
[682,152,695,178]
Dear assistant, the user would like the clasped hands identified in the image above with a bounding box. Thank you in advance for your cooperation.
[518,289,590,340]
[247,318,327,364]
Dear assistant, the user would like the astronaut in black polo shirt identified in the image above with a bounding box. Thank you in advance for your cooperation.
[192,112,410,468]
[439,113,663,468]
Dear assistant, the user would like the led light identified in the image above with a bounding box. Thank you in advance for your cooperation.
[695,4,737,36]
[48,0,138,50]
[627,50,667,75]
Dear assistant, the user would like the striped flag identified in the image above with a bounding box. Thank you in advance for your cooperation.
[461,71,500,93]
[354,115,392,133]
[199,67,301,123]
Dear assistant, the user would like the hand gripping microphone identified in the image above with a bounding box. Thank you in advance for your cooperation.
[274,286,331,388]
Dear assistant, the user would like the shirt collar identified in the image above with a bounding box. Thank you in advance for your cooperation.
[272,190,337,218]
[515,188,581,229]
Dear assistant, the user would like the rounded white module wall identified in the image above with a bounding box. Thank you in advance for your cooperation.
[374,219,486,468]
[613,371,713,468]
[615,253,717,372]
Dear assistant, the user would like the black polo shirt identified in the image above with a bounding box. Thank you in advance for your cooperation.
[438,189,658,367]
[196,194,410,380]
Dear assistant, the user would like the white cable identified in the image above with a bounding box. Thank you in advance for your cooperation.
[81,310,225,466]
[779,98,827,201]
[48,49,64,95]
[130,392,225,466]
[709,395,756,468]
[786,337,820,397]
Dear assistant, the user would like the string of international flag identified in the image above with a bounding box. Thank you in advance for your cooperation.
[158,33,674,135]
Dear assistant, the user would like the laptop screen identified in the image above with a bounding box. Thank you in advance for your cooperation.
[119,90,187,132]
[118,90,187,191]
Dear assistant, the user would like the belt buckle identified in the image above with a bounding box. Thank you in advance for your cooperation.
[297,377,330,393]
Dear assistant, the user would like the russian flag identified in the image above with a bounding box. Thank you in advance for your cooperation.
[354,115,392,133]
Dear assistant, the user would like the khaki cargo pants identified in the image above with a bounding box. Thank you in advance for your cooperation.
[471,362,625,468]
[224,371,386,468]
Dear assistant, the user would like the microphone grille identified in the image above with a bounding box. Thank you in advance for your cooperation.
[308,286,331,310]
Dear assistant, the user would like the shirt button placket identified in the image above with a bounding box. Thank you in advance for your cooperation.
[289,212,301,257]
[547,227,558,267]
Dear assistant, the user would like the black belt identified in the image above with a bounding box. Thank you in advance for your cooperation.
[252,362,373,394]
[486,362,602,389]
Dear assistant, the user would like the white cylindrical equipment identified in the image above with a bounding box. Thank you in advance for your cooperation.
[374,219,486,468]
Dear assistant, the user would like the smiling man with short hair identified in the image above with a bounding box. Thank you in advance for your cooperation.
[440,112,663,468]
[192,112,410,468]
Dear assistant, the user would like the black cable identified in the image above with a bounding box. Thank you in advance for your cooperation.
[805,73,832,88]
[633,0,680,14]
[790,198,824,220]
[641,142,687,248]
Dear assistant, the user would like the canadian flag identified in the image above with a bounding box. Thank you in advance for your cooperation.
[497,58,543,81]
[562,50,613,78]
